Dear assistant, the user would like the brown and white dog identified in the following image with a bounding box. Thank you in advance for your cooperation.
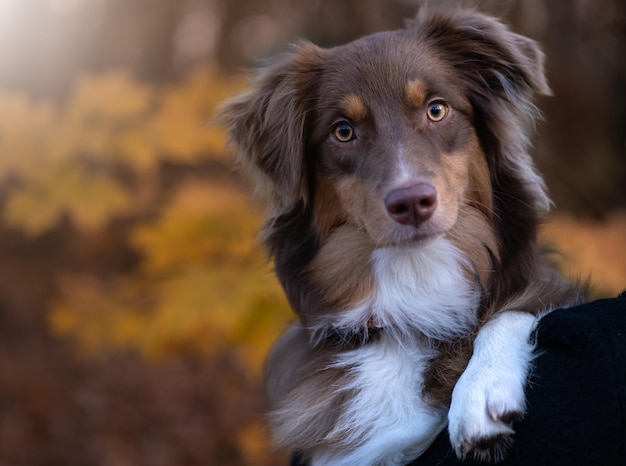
[223,7,586,466]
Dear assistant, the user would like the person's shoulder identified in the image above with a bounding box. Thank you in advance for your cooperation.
[536,291,626,352]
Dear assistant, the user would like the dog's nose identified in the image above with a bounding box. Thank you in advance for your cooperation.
[385,183,437,226]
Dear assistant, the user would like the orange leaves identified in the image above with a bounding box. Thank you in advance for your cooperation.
[0,66,244,235]
[61,72,155,170]
[48,179,291,373]
[0,74,146,235]
[0,65,291,379]
[3,162,131,235]
[67,72,153,125]
[50,275,146,354]
[131,182,263,274]
[146,68,241,163]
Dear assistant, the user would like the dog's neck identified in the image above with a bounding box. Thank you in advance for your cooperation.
[310,237,481,346]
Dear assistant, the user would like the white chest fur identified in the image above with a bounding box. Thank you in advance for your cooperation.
[310,238,481,466]
[326,237,480,340]
[311,335,446,466]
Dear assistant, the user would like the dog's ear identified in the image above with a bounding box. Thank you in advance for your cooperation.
[221,43,324,210]
[416,8,552,214]
[417,9,551,97]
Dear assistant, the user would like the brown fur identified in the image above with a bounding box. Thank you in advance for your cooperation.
[265,325,355,449]
[222,5,587,460]
[309,225,375,314]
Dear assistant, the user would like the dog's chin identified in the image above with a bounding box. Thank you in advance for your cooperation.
[376,226,446,249]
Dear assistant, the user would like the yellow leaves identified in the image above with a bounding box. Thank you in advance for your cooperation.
[51,262,291,371]
[146,67,244,163]
[50,276,145,354]
[131,181,262,274]
[60,71,155,168]
[67,71,153,124]
[48,178,292,373]
[0,66,244,235]
[3,162,131,235]
[1,63,282,465]
[4,73,294,464]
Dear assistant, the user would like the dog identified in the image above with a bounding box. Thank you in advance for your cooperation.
[222,7,586,466]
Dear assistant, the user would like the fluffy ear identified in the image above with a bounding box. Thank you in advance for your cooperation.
[416,8,551,98]
[221,43,324,210]
[416,8,552,214]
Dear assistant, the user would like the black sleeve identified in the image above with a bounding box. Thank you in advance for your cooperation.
[292,292,626,466]
[411,292,626,466]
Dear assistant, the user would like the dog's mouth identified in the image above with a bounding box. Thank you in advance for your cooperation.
[394,228,444,247]
[372,223,446,249]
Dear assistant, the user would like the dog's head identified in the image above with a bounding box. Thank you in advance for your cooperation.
[223,8,551,317]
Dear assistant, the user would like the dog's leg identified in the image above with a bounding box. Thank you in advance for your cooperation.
[447,311,537,462]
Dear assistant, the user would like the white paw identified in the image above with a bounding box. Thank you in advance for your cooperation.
[447,312,537,462]
[448,367,526,462]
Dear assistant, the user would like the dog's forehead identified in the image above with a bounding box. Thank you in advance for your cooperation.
[321,30,450,105]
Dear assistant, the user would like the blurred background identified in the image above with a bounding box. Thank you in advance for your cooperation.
[0,0,623,464]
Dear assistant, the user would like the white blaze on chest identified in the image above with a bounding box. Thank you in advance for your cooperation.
[314,335,446,466]
[328,237,480,340]
[370,238,480,339]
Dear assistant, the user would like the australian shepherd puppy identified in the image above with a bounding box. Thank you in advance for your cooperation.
[222,7,586,466]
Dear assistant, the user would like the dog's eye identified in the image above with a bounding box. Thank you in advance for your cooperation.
[333,123,355,142]
[427,102,448,122]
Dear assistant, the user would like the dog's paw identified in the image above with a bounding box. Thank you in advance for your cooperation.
[448,371,525,462]
[447,312,536,462]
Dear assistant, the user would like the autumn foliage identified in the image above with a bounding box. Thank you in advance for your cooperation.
[0,68,291,465]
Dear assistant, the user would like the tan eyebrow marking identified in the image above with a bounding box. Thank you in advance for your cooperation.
[405,79,429,108]
[339,94,368,122]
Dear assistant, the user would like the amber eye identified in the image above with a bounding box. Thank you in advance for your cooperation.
[426,101,448,122]
[333,123,355,142]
